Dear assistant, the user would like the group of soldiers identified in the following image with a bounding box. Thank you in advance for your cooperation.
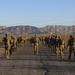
[30,34,75,61]
[2,33,26,58]
[30,35,65,58]
[2,33,75,61]
[46,35,65,58]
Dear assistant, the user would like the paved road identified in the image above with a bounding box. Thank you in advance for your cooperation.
[0,42,75,75]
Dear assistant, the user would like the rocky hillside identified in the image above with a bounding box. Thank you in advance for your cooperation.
[0,25,75,35]
[40,25,74,34]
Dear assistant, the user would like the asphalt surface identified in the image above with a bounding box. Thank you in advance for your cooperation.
[0,42,75,75]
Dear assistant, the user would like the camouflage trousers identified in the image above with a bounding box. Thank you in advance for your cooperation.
[56,46,60,56]
[5,46,10,58]
[69,46,75,61]
[60,45,64,58]
[34,43,39,54]
[68,46,73,61]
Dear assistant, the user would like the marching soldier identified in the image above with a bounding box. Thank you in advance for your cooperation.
[42,36,45,45]
[21,36,24,46]
[13,37,17,52]
[59,37,65,58]
[67,35,74,61]
[2,33,10,58]
[55,35,59,57]
[34,35,39,54]
[10,36,17,55]
[73,38,75,61]
[47,36,51,50]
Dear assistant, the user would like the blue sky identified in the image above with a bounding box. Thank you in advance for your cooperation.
[0,0,75,27]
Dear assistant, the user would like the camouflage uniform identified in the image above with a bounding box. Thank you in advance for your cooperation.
[13,37,17,52]
[60,39,65,58]
[47,36,51,50]
[42,36,45,45]
[20,36,25,47]
[2,33,10,58]
[73,39,75,61]
[17,37,21,46]
[67,35,74,61]
[22,37,26,46]
[34,35,39,54]
[55,36,59,56]
[10,36,15,55]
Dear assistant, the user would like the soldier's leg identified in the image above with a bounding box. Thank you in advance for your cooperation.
[60,46,63,58]
[5,50,7,57]
[35,45,37,51]
[74,51,75,61]
[12,47,15,54]
[10,46,12,55]
[48,44,50,50]
[61,48,64,58]
[59,48,61,57]
[69,48,72,61]
[7,49,9,58]
[36,44,39,54]
[5,46,7,57]
[5,48,9,58]
[56,47,59,57]
[4,49,6,57]
[34,45,36,54]
[72,47,75,61]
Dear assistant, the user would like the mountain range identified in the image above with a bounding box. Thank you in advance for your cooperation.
[0,25,75,35]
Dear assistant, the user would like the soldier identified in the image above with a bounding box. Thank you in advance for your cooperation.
[13,37,17,52]
[10,36,15,55]
[59,37,65,58]
[17,36,21,47]
[19,36,25,47]
[24,37,26,44]
[73,38,75,61]
[50,35,55,51]
[55,35,59,57]
[67,35,74,61]
[47,36,51,50]
[2,33,10,58]
[42,34,45,45]
[34,35,39,54]
[21,36,24,46]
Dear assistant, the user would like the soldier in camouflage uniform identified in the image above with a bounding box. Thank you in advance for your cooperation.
[24,37,26,44]
[21,36,25,46]
[47,36,51,50]
[10,36,15,55]
[17,36,21,47]
[73,38,75,61]
[34,35,39,54]
[42,35,45,45]
[13,37,17,52]
[2,33,10,58]
[59,37,65,58]
[55,35,59,57]
[67,35,74,61]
